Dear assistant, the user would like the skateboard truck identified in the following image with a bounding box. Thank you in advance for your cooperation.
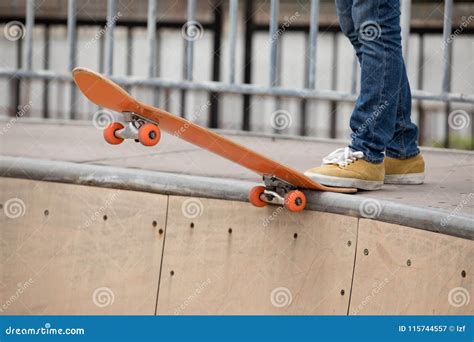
[248,175,307,213]
[103,112,161,147]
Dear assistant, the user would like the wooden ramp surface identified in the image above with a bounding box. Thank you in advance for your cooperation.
[1,178,472,315]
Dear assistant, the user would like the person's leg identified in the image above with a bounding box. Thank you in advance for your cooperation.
[305,0,423,189]
[385,62,420,159]
[335,0,362,63]
[349,0,405,164]
[338,0,419,161]
[304,0,387,190]
[384,63,425,184]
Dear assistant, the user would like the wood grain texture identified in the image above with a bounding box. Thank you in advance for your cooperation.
[0,178,167,314]
[156,196,358,314]
[350,219,473,315]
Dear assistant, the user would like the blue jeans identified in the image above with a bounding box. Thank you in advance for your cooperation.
[335,0,420,163]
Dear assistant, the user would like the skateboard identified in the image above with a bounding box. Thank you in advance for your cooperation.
[72,67,356,212]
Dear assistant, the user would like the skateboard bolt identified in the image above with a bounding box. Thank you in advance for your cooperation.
[363,249,369,256]
[44,209,49,216]
[103,215,108,221]
[293,233,298,239]
[228,228,232,234]
[340,289,345,296]
[406,259,412,267]
[461,270,466,278]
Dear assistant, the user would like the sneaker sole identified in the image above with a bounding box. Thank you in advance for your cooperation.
[304,172,383,191]
[384,173,425,185]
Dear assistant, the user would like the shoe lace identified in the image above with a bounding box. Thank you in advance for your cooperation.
[322,147,364,167]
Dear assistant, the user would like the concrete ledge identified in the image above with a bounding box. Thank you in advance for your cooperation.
[1,155,472,240]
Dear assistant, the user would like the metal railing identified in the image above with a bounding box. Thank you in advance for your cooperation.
[0,0,473,148]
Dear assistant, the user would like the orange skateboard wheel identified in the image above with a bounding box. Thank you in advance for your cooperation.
[104,122,125,145]
[248,186,267,207]
[284,190,306,212]
[138,123,161,146]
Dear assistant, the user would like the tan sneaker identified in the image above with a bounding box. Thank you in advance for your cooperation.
[384,154,425,184]
[304,147,385,190]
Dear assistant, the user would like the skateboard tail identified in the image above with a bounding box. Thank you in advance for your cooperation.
[72,68,138,113]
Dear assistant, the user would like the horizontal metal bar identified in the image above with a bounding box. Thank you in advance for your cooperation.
[0,68,473,104]
[1,16,473,35]
[1,155,472,240]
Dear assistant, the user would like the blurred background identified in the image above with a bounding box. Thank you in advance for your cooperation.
[0,0,473,149]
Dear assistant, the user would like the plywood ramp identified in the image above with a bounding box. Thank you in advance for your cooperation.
[0,178,167,315]
[156,196,358,315]
[350,219,474,315]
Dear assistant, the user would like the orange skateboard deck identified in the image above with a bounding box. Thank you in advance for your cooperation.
[73,67,356,212]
